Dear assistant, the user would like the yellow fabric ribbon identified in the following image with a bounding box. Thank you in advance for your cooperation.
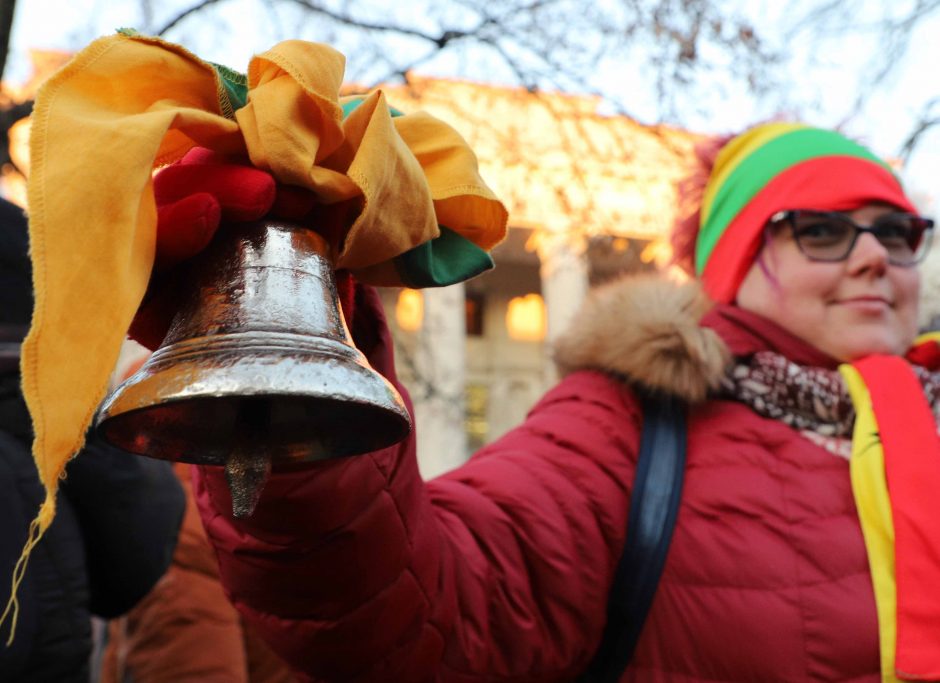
[840,364,899,682]
[3,32,506,637]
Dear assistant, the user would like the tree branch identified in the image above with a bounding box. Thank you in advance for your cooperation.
[899,97,940,161]
[154,0,234,36]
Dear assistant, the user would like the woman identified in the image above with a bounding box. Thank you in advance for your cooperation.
[177,121,940,682]
[99,464,297,683]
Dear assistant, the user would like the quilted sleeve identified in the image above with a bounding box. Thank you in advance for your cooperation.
[194,285,643,682]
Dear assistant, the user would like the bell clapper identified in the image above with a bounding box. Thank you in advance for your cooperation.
[224,399,273,519]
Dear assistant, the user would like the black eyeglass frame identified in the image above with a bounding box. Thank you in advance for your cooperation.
[768,209,935,267]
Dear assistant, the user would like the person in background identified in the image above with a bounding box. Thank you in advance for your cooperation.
[0,197,186,683]
[99,453,296,683]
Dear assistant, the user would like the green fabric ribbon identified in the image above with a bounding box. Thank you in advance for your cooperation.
[342,97,495,287]
[107,45,496,288]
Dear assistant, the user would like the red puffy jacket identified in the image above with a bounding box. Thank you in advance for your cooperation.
[194,275,881,682]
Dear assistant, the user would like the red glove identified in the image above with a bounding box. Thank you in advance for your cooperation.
[129,148,355,350]
[151,147,276,270]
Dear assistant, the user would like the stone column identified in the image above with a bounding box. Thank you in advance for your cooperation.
[411,282,469,478]
[536,230,589,385]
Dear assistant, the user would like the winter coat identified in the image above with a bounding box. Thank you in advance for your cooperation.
[0,370,185,683]
[100,463,296,683]
[194,275,883,682]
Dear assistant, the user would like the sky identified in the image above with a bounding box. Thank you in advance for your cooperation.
[8,0,940,211]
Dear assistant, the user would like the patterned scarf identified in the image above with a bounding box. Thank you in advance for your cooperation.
[721,350,940,436]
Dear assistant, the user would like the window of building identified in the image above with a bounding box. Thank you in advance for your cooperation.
[465,292,485,337]
[464,383,489,451]
[505,293,546,342]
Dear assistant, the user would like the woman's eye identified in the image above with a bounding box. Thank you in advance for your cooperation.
[874,223,909,240]
[796,222,842,240]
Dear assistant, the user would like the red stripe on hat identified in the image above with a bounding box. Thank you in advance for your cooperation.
[701,156,915,303]
[854,355,940,679]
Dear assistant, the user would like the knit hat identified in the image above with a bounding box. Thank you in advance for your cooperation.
[696,122,917,303]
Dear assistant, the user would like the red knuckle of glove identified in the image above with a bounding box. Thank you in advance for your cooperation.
[155,163,276,220]
[155,193,221,270]
[212,166,276,221]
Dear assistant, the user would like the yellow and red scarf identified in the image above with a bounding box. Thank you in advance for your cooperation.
[841,341,940,682]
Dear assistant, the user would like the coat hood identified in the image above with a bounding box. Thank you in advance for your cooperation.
[552,274,731,403]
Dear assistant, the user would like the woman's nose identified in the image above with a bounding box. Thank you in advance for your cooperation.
[846,231,889,275]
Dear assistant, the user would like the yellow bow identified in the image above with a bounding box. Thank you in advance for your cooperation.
[5,31,506,638]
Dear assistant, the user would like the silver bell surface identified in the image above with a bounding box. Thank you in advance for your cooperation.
[96,219,412,517]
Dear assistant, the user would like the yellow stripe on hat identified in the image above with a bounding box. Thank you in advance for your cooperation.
[700,122,807,225]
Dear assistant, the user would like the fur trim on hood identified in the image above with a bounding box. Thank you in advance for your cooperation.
[552,274,731,404]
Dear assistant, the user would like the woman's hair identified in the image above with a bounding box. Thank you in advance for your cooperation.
[671,136,784,296]
[669,133,734,277]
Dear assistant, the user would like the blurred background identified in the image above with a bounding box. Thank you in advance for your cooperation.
[2,0,940,476]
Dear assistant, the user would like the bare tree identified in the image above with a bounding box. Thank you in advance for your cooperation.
[122,0,940,156]
[135,0,778,123]
[7,0,940,151]
[785,0,940,153]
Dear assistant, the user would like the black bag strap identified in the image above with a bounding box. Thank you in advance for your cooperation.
[579,391,687,683]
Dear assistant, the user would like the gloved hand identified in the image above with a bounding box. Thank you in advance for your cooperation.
[129,148,355,350]
[150,147,277,270]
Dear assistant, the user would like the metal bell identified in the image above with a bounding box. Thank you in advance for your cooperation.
[95,220,412,517]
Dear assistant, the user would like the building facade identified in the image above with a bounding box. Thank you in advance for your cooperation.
[374,76,703,477]
[1,56,704,477]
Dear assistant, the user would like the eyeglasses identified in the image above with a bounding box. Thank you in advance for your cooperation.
[768,209,934,267]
